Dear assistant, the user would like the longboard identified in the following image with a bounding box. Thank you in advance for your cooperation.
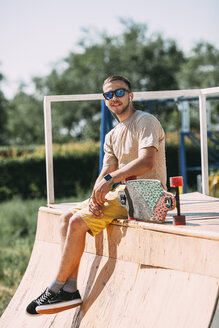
[118,179,176,223]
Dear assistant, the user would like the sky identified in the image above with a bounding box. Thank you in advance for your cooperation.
[1,0,219,98]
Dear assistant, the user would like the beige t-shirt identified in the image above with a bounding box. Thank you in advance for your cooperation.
[103,110,167,189]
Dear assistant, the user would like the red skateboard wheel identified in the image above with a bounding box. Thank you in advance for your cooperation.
[173,215,186,225]
[170,176,183,188]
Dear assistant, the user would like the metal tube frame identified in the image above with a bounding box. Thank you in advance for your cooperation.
[43,87,219,205]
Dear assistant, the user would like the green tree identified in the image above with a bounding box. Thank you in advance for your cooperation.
[0,72,8,145]
[31,20,185,141]
[7,88,44,145]
[176,42,219,89]
[176,42,219,130]
[8,20,219,145]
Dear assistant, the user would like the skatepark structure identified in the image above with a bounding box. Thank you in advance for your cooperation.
[1,87,219,327]
[1,192,219,327]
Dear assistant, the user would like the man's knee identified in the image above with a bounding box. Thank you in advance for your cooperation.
[60,211,73,234]
[68,214,89,235]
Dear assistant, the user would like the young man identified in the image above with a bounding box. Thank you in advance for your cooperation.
[26,75,166,315]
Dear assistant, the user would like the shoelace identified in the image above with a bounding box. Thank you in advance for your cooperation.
[36,289,53,305]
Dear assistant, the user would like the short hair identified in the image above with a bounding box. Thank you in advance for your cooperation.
[103,75,131,91]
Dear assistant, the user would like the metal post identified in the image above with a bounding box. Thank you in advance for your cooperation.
[181,101,190,133]
[178,101,189,193]
[99,100,106,173]
[99,100,113,172]
[199,93,209,195]
[206,100,211,132]
[147,101,152,113]
[44,97,55,205]
[179,131,187,193]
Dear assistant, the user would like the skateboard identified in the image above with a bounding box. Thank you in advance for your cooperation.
[118,179,176,223]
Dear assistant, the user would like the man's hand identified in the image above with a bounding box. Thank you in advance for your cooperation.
[92,179,112,206]
[88,197,103,218]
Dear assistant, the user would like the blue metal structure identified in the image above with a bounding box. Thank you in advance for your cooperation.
[99,100,113,172]
[180,131,219,192]
[178,99,219,192]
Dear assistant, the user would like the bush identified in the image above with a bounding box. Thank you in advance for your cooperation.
[0,142,100,202]
[0,140,203,203]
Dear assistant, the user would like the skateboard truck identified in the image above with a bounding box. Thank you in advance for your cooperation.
[169,176,186,225]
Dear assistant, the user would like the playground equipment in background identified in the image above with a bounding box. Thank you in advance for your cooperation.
[197,171,219,197]
[209,172,219,197]
[178,98,219,193]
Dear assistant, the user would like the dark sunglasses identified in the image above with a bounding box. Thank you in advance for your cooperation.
[103,88,130,100]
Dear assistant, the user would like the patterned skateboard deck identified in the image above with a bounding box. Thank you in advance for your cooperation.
[118,179,176,223]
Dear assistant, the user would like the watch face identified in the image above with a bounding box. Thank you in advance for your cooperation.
[104,174,112,181]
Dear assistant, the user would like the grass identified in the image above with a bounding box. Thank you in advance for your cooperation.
[0,197,43,316]
[0,191,91,317]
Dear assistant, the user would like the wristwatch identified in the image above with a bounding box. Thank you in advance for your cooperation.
[104,174,114,185]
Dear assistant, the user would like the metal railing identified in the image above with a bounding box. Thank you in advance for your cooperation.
[44,87,219,205]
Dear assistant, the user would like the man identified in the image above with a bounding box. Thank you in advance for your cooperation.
[26,75,166,315]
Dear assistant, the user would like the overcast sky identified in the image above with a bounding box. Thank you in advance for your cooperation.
[1,0,219,98]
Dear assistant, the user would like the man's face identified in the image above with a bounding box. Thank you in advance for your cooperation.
[103,80,132,116]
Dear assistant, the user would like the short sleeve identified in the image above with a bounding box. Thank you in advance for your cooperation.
[102,132,118,167]
[137,115,163,151]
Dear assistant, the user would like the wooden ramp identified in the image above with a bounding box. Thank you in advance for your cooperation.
[1,192,219,328]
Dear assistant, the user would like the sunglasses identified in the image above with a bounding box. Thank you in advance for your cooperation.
[103,88,130,100]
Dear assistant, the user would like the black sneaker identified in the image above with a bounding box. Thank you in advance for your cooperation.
[36,288,82,314]
[26,288,56,315]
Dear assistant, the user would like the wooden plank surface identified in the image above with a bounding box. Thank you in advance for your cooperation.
[1,192,219,328]
[176,192,219,219]
[1,241,218,328]
[50,192,219,240]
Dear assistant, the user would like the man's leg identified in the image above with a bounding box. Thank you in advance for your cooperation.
[48,211,89,293]
[26,186,127,315]
[56,213,89,282]
[59,210,83,279]
[26,212,89,315]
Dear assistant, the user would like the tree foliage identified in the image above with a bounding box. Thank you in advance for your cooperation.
[176,42,219,89]
[1,20,219,145]
[29,20,186,143]
[0,72,8,145]
[176,42,219,129]
[6,90,43,145]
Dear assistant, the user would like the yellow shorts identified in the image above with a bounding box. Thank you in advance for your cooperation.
[70,184,128,236]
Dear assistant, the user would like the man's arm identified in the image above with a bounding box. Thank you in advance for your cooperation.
[92,147,156,206]
[92,163,118,190]
[89,163,118,217]
[110,147,156,183]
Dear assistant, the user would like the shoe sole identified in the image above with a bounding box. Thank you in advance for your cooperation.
[36,300,82,314]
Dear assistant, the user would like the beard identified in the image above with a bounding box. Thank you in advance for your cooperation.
[109,98,130,116]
